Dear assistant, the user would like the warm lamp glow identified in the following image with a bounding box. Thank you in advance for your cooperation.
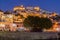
[55,22,58,25]
[0,24,5,27]
[12,23,17,27]
[34,7,40,11]
[56,28,60,31]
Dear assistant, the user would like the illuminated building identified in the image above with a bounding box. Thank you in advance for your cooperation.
[0,5,60,32]
[34,6,40,11]
[52,12,57,16]
[14,5,25,11]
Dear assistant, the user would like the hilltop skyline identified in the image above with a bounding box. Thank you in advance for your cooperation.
[0,0,60,14]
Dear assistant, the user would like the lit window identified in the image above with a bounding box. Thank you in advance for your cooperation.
[12,23,17,27]
[0,24,5,27]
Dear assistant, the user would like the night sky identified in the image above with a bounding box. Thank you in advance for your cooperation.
[0,0,60,14]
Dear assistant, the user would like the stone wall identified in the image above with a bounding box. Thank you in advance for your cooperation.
[0,32,58,40]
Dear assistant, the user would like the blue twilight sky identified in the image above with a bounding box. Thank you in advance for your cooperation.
[0,0,60,14]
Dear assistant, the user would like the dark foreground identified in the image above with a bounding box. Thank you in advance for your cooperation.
[0,37,59,40]
[0,31,60,40]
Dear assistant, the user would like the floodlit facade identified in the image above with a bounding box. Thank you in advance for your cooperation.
[14,5,25,11]
[34,6,40,11]
[0,5,60,32]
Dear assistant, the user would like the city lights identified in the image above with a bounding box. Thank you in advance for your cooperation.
[0,5,60,32]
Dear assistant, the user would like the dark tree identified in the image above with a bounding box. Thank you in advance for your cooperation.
[23,16,53,32]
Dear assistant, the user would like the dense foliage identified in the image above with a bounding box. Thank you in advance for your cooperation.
[23,16,53,32]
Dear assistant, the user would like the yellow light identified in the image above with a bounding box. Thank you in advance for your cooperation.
[55,22,58,25]
[12,24,17,27]
[43,15,47,18]
[0,24,5,27]
[34,7,40,11]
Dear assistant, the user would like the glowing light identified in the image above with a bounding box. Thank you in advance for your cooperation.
[43,14,47,18]
[56,28,60,31]
[55,22,58,25]
[12,23,17,27]
[52,21,58,32]
[17,27,26,31]
[34,7,40,11]
[7,15,13,18]
[0,24,5,27]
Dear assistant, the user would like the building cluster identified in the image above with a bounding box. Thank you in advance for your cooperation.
[0,5,60,32]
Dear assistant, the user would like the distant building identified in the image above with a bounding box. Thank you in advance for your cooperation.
[14,5,25,11]
[0,5,60,32]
